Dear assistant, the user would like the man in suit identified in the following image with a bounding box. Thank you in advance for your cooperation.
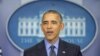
[24,10,82,56]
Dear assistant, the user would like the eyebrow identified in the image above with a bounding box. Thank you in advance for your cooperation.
[51,20,57,23]
[42,20,48,22]
[42,20,58,23]
[42,21,48,24]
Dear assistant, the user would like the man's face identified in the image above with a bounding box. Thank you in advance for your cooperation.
[41,13,64,41]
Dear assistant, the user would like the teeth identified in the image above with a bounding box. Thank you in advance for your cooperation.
[47,31,53,34]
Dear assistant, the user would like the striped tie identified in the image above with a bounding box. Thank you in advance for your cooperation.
[49,45,56,56]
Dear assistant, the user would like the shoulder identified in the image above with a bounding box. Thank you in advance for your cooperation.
[60,40,82,56]
[60,39,81,51]
[24,40,44,56]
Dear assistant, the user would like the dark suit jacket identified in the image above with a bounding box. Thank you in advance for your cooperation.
[24,39,82,56]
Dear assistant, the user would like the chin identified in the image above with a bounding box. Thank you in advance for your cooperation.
[46,38,54,41]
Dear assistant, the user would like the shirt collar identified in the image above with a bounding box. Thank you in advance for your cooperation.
[44,38,59,49]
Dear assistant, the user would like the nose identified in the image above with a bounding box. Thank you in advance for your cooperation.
[47,23,52,29]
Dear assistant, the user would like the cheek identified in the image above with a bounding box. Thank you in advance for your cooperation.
[42,26,47,32]
[54,26,61,32]
[54,25,61,29]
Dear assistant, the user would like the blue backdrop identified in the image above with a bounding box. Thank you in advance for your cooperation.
[0,0,100,56]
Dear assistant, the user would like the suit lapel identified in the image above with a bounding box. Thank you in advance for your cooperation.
[37,40,47,56]
[57,39,69,56]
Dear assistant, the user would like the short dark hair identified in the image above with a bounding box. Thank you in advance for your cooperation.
[42,10,63,22]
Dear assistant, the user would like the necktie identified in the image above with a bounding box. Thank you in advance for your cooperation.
[49,45,56,56]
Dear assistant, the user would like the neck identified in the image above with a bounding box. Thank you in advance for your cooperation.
[47,37,59,45]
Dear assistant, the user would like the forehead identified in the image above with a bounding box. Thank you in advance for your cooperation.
[42,13,60,21]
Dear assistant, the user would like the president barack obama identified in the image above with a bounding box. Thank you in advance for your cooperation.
[24,10,82,56]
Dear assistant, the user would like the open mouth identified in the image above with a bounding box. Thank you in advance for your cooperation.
[46,31,54,35]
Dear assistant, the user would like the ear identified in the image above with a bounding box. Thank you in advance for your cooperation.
[61,23,64,30]
[41,24,43,31]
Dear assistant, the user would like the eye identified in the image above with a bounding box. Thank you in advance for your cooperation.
[42,21,48,24]
[52,21,57,24]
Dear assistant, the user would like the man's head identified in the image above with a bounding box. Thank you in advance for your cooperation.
[41,10,64,43]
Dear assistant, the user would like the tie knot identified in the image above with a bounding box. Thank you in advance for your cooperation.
[50,45,55,50]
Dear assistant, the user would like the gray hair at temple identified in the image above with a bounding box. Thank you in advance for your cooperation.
[42,10,63,22]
